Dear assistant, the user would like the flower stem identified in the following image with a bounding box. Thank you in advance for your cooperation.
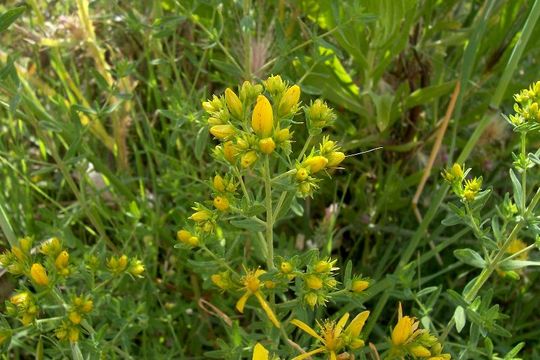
[264,156,275,270]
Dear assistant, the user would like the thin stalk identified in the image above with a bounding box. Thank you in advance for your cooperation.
[264,156,275,270]
[521,131,527,212]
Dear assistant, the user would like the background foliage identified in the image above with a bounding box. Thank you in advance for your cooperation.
[2,0,540,358]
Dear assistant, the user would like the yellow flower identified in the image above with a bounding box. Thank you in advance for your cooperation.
[252,95,274,137]
[279,84,301,115]
[30,263,49,286]
[223,141,238,162]
[275,127,291,142]
[129,259,145,277]
[296,168,309,181]
[314,260,333,273]
[225,88,243,119]
[280,261,293,274]
[236,268,280,328]
[213,175,226,192]
[391,303,421,346]
[304,292,318,308]
[177,229,192,243]
[56,320,80,343]
[351,279,369,293]
[189,210,212,222]
[291,311,370,360]
[303,156,328,173]
[252,343,269,360]
[41,237,62,256]
[213,196,230,211]
[259,137,276,154]
[241,150,259,168]
[305,274,323,290]
[326,152,345,167]
[210,124,236,140]
[507,238,529,260]
[55,250,70,276]
[442,163,464,182]
[410,345,432,357]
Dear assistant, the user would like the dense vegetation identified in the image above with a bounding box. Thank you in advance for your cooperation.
[2,1,540,359]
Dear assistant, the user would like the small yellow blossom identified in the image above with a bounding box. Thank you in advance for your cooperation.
[241,151,258,168]
[236,269,280,328]
[279,84,301,115]
[259,137,276,154]
[326,152,345,167]
[210,124,236,140]
[225,88,243,119]
[213,175,226,192]
[303,156,328,173]
[213,196,230,211]
[291,311,370,360]
[223,141,238,162]
[252,343,269,360]
[252,95,274,137]
[305,274,323,290]
[55,250,70,276]
[30,263,49,286]
[351,279,369,293]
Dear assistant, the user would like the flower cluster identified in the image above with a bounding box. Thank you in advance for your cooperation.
[0,236,145,347]
[389,304,451,360]
[509,80,540,126]
[290,311,370,359]
[443,163,483,202]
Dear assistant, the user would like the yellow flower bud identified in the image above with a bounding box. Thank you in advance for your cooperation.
[314,260,332,273]
[11,246,25,261]
[326,151,345,167]
[278,85,301,115]
[451,163,464,179]
[19,237,32,253]
[55,251,69,271]
[41,237,62,256]
[207,117,222,126]
[241,151,258,168]
[189,210,212,222]
[30,263,49,286]
[259,137,276,154]
[275,128,291,142]
[10,292,29,305]
[326,278,337,288]
[264,75,286,95]
[213,196,230,211]
[188,236,200,247]
[305,275,323,290]
[303,156,328,173]
[118,255,128,271]
[264,280,276,289]
[210,124,235,140]
[211,274,228,289]
[299,182,312,196]
[296,168,309,181]
[304,292,318,308]
[223,141,237,162]
[351,279,370,293]
[81,300,93,313]
[177,229,192,243]
[463,189,476,202]
[68,327,79,343]
[129,260,145,277]
[280,261,293,274]
[213,175,225,192]
[410,345,431,357]
[251,95,273,137]
[69,311,82,324]
[225,88,243,119]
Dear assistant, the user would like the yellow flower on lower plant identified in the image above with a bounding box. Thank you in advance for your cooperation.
[236,268,280,328]
[391,303,420,346]
[507,238,529,260]
[291,311,370,360]
[30,263,49,286]
[252,343,269,360]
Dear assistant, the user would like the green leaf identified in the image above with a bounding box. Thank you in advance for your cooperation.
[498,259,540,271]
[0,6,26,33]
[194,126,208,161]
[229,217,265,232]
[454,248,486,268]
[454,306,466,333]
[503,342,525,360]
[404,81,456,109]
[509,169,523,212]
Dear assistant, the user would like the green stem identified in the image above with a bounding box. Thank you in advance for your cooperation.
[264,156,275,270]
[201,245,237,275]
[521,131,527,213]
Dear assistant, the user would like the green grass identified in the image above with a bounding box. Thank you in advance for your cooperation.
[2,0,540,358]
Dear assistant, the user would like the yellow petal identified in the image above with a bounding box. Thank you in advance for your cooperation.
[292,347,325,360]
[251,95,273,137]
[330,351,337,360]
[290,319,324,342]
[236,292,251,313]
[254,291,280,328]
[346,311,370,338]
[252,343,269,360]
[334,312,350,337]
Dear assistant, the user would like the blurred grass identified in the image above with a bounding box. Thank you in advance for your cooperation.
[2,0,540,357]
